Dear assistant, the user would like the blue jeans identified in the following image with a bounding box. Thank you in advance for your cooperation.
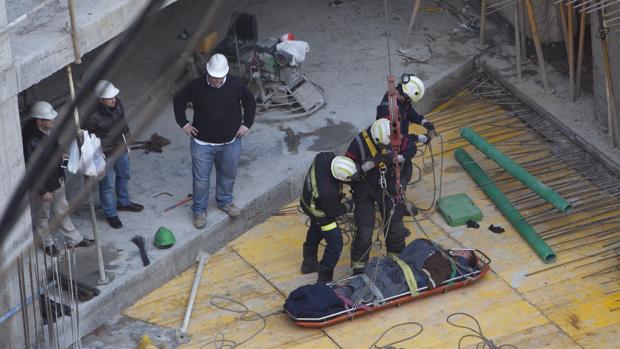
[99,152,131,218]
[190,138,241,214]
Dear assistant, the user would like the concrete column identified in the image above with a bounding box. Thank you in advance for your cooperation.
[0,0,34,347]
[591,12,620,135]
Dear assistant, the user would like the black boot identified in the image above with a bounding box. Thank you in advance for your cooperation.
[300,244,318,274]
[301,259,318,274]
[317,267,334,283]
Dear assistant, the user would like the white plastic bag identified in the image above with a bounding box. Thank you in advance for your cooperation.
[275,40,309,65]
[80,130,106,177]
[67,140,80,174]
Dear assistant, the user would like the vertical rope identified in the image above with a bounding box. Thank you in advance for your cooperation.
[383,0,393,76]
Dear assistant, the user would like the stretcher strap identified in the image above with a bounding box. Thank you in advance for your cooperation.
[360,274,385,302]
[393,256,419,296]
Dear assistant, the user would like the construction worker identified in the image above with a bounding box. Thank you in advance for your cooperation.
[84,80,144,229]
[376,74,432,187]
[22,101,94,256]
[345,119,416,274]
[173,53,256,229]
[300,153,357,283]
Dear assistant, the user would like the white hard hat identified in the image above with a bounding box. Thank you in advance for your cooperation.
[401,75,425,103]
[29,101,57,120]
[331,156,358,182]
[370,118,391,146]
[95,80,120,99]
[206,53,229,78]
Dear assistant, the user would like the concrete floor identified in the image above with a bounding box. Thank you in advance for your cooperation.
[86,87,620,348]
[11,0,620,346]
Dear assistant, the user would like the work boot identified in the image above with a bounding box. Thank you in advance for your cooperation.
[220,203,241,217]
[69,238,95,248]
[107,216,123,229]
[317,267,334,283]
[300,259,318,274]
[352,261,366,275]
[193,212,207,229]
[117,202,144,212]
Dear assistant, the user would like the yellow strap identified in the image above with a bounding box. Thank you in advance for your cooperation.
[361,129,387,170]
[393,256,419,296]
[320,221,338,231]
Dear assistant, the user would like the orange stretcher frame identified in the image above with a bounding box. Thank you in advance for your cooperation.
[285,249,491,328]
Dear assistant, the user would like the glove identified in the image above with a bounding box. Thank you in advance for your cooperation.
[417,134,429,144]
[422,119,435,131]
[361,160,375,172]
[342,199,355,213]
[396,154,405,163]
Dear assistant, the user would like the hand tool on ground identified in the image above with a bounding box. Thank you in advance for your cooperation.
[131,235,150,266]
[131,133,172,154]
[49,272,100,301]
[177,251,210,344]
[164,194,193,212]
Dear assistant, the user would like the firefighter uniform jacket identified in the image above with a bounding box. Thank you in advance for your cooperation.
[300,152,348,222]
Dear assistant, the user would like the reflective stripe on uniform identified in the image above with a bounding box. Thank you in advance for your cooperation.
[320,221,338,231]
[300,160,326,218]
[361,129,387,170]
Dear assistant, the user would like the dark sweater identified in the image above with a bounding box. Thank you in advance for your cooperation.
[172,75,256,143]
[376,91,424,136]
[22,120,64,195]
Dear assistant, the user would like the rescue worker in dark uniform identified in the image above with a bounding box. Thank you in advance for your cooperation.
[300,153,358,283]
[376,74,433,186]
[345,119,417,274]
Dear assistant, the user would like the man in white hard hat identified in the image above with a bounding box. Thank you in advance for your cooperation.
[22,101,94,256]
[345,119,416,274]
[173,53,256,229]
[299,152,357,283]
[83,80,143,229]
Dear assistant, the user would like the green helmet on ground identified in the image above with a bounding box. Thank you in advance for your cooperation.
[154,226,175,249]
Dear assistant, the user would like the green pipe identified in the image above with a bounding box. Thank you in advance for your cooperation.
[460,127,572,213]
[455,148,556,264]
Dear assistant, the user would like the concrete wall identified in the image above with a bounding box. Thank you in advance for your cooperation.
[590,11,620,132]
[0,0,35,347]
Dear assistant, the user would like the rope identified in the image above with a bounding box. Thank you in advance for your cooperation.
[383,0,393,76]
[200,296,279,349]
[447,312,518,349]
[368,321,424,349]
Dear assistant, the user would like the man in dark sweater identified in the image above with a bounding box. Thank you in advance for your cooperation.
[23,101,93,256]
[173,54,256,229]
[300,153,357,283]
[83,80,143,229]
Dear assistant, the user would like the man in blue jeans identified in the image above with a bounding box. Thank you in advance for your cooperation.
[173,54,256,229]
[84,80,143,229]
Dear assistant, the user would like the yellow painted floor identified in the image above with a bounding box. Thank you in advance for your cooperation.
[125,89,620,348]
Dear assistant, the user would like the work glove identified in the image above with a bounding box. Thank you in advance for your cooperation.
[361,160,375,172]
[416,134,430,144]
[422,119,435,131]
[396,154,405,163]
[342,199,355,213]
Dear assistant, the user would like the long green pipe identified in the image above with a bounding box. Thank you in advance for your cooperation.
[455,148,556,264]
[460,127,572,213]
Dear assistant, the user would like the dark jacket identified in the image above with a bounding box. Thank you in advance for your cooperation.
[172,75,256,144]
[22,119,63,195]
[345,126,417,195]
[83,99,130,156]
[376,89,424,136]
[300,152,347,221]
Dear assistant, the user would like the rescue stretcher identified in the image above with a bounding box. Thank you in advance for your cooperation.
[285,249,491,328]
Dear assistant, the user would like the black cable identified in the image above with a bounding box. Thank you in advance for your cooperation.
[368,321,423,349]
[447,312,518,349]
